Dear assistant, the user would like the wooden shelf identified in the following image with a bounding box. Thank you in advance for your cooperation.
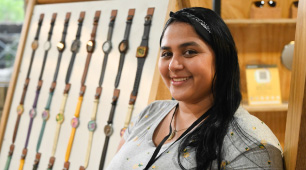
[241,102,288,112]
[225,19,296,25]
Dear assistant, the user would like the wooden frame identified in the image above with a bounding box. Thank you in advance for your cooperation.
[284,0,306,169]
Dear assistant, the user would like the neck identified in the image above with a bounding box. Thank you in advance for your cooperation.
[176,97,213,129]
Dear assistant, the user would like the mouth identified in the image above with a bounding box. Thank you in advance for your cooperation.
[172,77,190,82]
[170,76,191,85]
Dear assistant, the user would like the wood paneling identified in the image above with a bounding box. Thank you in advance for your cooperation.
[227,21,295,102]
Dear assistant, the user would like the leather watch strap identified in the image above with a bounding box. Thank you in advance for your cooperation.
[120,8,154,136]
[63,11,101,170]
[99,89,120,170]
[33,12,71,170]
[81,10,101,86]
[18,13,57,170]
[66,11,85,84]
[99,10,117,86]
[115,8,135,88]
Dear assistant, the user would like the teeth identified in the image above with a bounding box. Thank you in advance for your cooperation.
[172,77,189,82]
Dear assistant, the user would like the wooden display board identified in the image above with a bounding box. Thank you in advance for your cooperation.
[0,0,176,169]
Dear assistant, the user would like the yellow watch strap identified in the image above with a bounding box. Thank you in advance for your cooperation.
[19,159,25,170]
[75,96,83,117]
[65,127,76,162]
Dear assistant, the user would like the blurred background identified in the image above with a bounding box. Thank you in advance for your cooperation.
[0,0,24,118]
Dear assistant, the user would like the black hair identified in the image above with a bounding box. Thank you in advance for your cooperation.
[160,7,242,170]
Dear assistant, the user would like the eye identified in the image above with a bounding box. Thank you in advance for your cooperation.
[161,51,173,58]
[183,50,197,57]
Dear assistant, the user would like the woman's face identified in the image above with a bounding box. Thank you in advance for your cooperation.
[159,22,215,104]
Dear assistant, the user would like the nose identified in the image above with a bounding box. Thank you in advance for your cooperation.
[168,56,183,72]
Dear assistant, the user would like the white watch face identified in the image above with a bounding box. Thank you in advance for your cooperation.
[102,41,112,53]
[44,41,51,50]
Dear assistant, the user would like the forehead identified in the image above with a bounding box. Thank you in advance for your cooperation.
[161,22,206,47]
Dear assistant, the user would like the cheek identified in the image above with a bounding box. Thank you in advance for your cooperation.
[158,59,170,86]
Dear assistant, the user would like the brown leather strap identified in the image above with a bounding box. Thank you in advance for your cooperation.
[95,87,102,99]
[147,7,155,15]
[129,93,137,105]
[90,10,101,41]
[50,82,56,92]
[81,53,92,85]
[79,11,85,22]
[8,144,14,156]
[65,12,71,22]
[79,166,85,170]
[37,80,43,90]
[51,13,57,22]
[34,153,41,165]
[21,148,27,159]
[127,9,135,20]
[112,89,120,102]
[110,9,117,21]
[63,161,70,170]
[12,115,21,142]
[79,85,86,96]
[64,84,71,94]
[48,156,56,169]
[20,78,30,104]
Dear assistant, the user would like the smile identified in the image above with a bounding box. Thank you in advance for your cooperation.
[172,77,190,82]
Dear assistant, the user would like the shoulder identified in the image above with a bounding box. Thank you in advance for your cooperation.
[221,106,283,169]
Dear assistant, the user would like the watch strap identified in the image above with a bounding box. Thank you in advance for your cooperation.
[107,10,117,41]
[81,11,100,85]
[124,9,135,40]
[47,13,57,41]
[90,10,101,42]
[99,10,117,86]
[66,12,85,84]
[34,14,44,40]
[76,12,85,39]
[60,12,71,43]
[114,9,135,88]
[107,89,120,124]
[99,135,110,170]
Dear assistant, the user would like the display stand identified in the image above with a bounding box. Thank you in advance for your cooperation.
[0,0,177,169]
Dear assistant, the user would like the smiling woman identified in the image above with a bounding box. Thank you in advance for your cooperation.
[106,7,283,170]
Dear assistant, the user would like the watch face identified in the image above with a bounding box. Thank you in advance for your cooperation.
[31,40,39,50]
[44,41,51,51]
[42,110,50,121]
[17,105,24,115]
[102,41,112,53]
[104,124,113,136]
[88,120,97,132]
[71,40,81,53]
[57,41,65,52]
[136,46,148,58]
[56,113,64,124]
[119,40,128,53]
[29,108,37,118]
[86,40,95,53]
[71,117,79,128]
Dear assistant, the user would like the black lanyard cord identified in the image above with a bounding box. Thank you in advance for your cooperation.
[144,104,211,170]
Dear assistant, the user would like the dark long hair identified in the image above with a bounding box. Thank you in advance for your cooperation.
[160,7,242,170]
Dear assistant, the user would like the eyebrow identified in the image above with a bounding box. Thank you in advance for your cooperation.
[161,41,200,50]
